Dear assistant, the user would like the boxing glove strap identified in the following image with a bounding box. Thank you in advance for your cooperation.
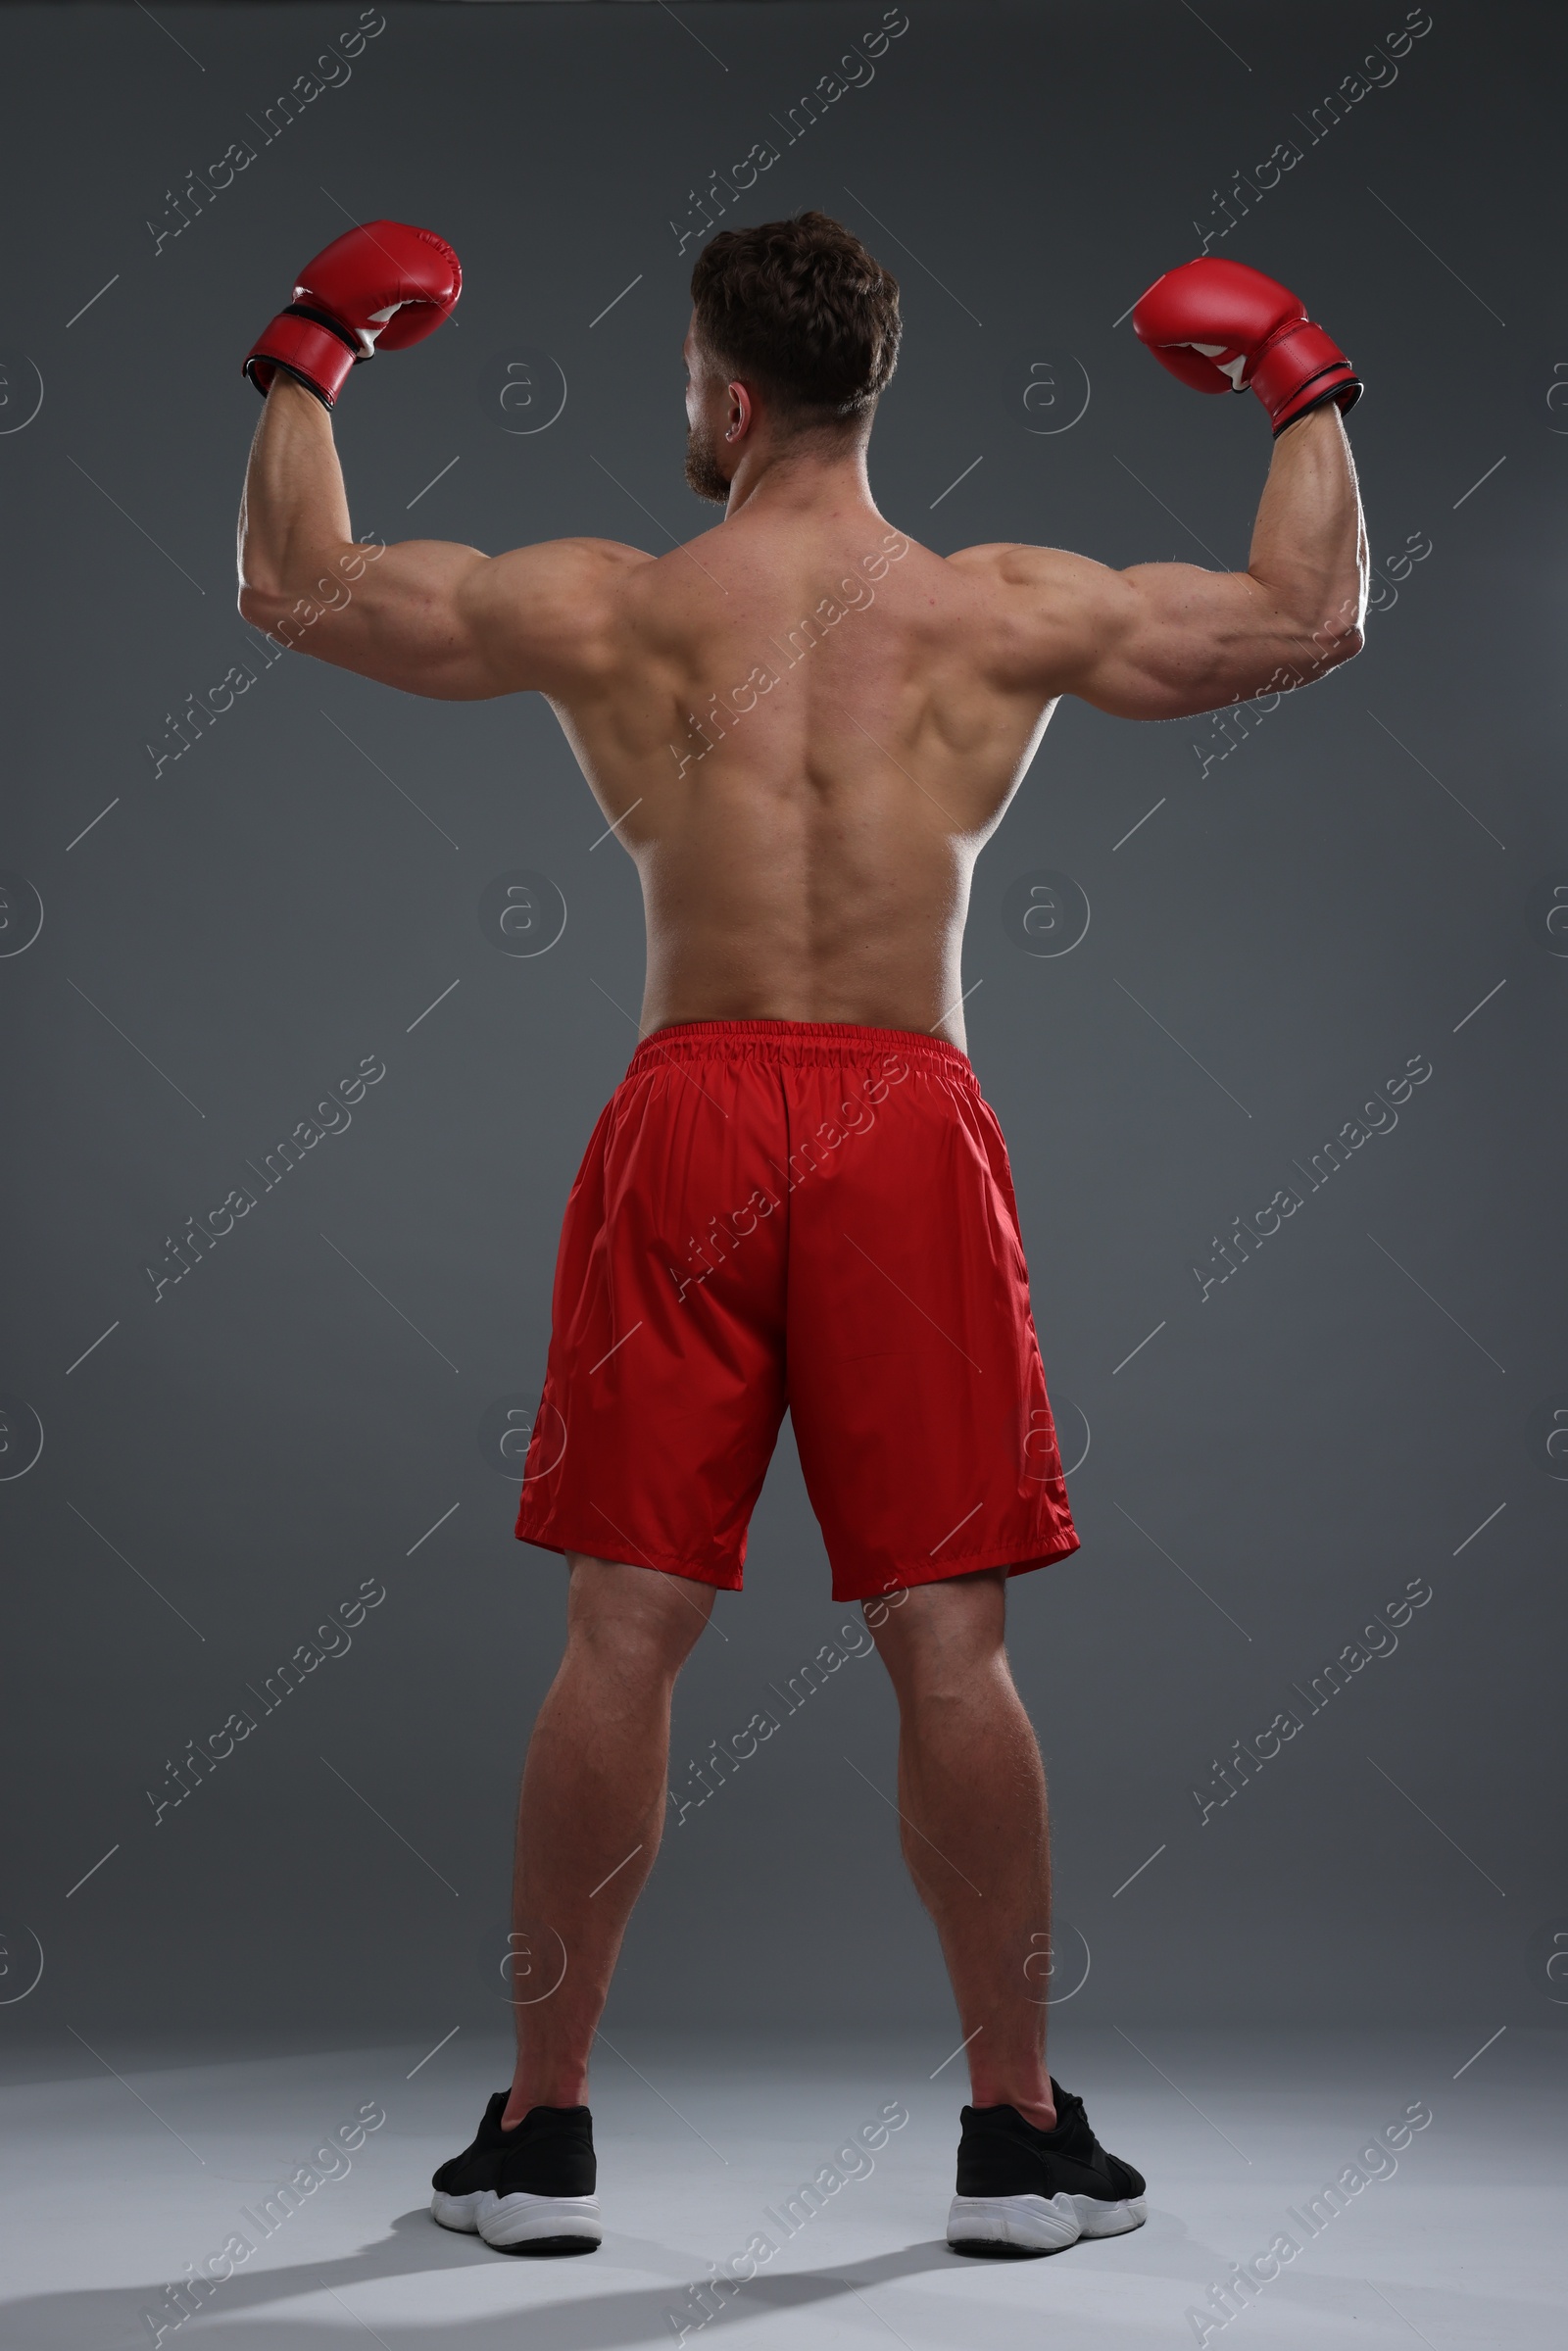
[242,311,361,407]
[1270,367,1363,435]
[278,302,367,357]
[1248,319,1353,422]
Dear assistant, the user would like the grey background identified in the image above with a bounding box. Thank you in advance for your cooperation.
[3,0,1564,2058]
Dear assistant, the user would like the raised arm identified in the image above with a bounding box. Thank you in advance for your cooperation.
[236,374,647,701]
[983,400,1365,720]
[234,216,648,699]
[964,256,1368,719]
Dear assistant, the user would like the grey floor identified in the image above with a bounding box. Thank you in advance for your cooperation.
[1,2026,1559,2348]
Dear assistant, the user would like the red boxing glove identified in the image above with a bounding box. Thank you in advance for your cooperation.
[244,220,463,407]
[1131,258,1360,436]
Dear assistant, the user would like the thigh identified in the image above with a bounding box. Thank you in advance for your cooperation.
[516,1053,790,1588]
[785,1058,1080,1604]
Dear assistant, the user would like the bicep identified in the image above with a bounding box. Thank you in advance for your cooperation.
[980,545,1335,723]
[243,535,648,702]
[1066,559,1315,720]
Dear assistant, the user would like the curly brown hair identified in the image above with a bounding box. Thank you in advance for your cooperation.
[689,211,901,426]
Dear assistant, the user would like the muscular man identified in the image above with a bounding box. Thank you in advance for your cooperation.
[238,213,1365,2257]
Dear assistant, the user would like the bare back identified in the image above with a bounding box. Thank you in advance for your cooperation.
[554,507,1056,1047]
[237,376,1364,1050]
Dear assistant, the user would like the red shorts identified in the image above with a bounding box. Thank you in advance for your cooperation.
[514,1020,1079,1604]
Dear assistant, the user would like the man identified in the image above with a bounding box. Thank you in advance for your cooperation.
[237,211,1365,2257]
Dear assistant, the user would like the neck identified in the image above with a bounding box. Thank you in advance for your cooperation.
[722,433,877,522]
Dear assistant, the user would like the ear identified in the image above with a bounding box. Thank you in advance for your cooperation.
[725,380,754,441]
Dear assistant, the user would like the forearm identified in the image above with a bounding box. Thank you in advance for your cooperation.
[237,374,360,612]
[1246,403,1367,662]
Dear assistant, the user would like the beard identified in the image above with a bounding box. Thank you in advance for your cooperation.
[683,416,731,505]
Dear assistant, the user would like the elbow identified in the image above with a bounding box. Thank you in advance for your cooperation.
[238,582,283,633]
[1305,608,1364,677]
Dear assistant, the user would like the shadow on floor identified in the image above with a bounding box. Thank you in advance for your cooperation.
[9,2201,1524,2348]
[1,2209,973,2350]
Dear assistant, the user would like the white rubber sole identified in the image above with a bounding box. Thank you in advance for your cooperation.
[947,2189,1148,2253]
[431,2186,602,2252]
[431,2189,489,2233]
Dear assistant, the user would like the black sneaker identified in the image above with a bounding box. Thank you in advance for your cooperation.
[430,2091,601,2253]
[948,2080,1147,2254]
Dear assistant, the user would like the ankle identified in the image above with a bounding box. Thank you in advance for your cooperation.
[504,2075,587,2126]
[972,2082,1055,2131]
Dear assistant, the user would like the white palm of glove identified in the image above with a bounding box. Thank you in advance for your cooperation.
[1187,342,1250,389]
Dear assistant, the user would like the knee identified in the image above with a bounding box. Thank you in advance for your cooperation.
[894,1659,1001,1720]
[565,1557,712,1681]
[573,1615,695,1688]
[870,1571,1007,1703]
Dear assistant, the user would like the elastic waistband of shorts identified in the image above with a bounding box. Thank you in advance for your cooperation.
[625,1018,977,1084]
